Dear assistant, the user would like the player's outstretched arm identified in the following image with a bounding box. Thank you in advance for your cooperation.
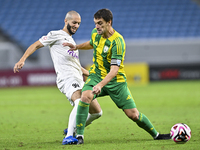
[62,41,93,51]
[13,41,44,73]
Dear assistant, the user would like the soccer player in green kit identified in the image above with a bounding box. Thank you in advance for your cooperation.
[63,8,170,144]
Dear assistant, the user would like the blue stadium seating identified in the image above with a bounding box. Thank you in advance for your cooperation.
[0,0,200,49]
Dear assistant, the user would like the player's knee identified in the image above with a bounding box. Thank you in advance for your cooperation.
[124,109,139,121]
[81,95,92,103]
[128,113,139,121]
[81,91,94,103]
[132,113,139,121]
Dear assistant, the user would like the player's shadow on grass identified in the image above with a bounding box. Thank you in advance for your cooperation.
[25,140,62,148]
[87,138,154,144]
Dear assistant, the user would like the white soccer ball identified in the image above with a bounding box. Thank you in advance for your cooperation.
[170,123,191,144]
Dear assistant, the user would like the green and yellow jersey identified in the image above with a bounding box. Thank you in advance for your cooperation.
[89,28,127,83]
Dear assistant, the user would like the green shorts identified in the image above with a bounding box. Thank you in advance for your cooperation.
[82,74,136,110]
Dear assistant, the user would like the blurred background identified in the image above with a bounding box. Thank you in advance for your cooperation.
[0,0,200,87]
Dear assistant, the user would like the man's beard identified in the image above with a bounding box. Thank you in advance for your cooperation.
[67,23,75,35]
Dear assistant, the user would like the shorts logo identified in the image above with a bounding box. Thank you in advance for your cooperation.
[126,95,131,100]
[72,83,80,88]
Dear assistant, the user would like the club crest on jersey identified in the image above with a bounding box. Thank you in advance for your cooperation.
[103,46,109,53]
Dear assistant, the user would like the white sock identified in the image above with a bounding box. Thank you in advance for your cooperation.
[77,135,84,139]
[85,110,103,127]
[66,98,80,137]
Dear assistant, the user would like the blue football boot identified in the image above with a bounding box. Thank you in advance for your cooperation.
[62,136,78,145]
[63,128,68,136]
[63,128,76,138]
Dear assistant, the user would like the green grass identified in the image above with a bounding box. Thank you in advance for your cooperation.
[0,80,200,150]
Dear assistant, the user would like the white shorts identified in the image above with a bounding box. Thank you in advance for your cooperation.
[57,78,84,106]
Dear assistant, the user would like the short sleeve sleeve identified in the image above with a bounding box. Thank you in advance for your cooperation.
[39,31,57,47]
[111,37,125,60]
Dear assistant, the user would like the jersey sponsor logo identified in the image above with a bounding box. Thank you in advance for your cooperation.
[103,46,109,53]
[72,83,80,88]
[67,50,79,59]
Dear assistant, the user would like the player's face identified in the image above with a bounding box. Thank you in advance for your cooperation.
[94,18,109,35]
[66,15,81,35]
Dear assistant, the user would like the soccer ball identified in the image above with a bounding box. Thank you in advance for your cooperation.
[170,123,191,144]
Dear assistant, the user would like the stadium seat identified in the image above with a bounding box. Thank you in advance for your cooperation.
[0,0,200,50]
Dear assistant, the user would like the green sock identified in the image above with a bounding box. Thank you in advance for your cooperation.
[136,112,158,137]
[76,101,90,135]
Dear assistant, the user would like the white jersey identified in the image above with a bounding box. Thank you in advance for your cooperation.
[39,30,83,85]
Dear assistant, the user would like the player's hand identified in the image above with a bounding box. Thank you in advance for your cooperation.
[13,61,25,73]
[62,42,77,51]
[92,85,101,95]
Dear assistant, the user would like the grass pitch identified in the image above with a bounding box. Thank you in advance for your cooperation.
[0,80,200,150]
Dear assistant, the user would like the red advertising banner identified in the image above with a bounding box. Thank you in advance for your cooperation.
[0,69,56,87]
[150,64,200,81]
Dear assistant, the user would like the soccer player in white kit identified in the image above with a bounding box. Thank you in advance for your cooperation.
[13,11,102,145]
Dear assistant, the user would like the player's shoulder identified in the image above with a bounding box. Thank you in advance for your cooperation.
[114,30,124,40]
[91,28,97,34]
[90,28,99,39]
[48,30,65,36]
[110,30,125,43]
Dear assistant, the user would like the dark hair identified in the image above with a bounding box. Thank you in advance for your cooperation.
[94,8,113,25]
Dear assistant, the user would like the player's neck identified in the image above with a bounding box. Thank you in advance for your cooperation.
[62,27,71,36]
[102,27,114,39]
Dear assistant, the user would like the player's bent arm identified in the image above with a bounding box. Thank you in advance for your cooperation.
[92,65,119,94]
[97,65,119,88]
[20,41,44,62]
[13,41,44,73]
[63,41,93,51]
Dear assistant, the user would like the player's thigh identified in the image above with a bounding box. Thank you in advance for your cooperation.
[89,99,102,114]
[71,89,82,102]
[82,74,107,100]
[81,90,94,103]
[58,78,84,105]
[107,82,136,110]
